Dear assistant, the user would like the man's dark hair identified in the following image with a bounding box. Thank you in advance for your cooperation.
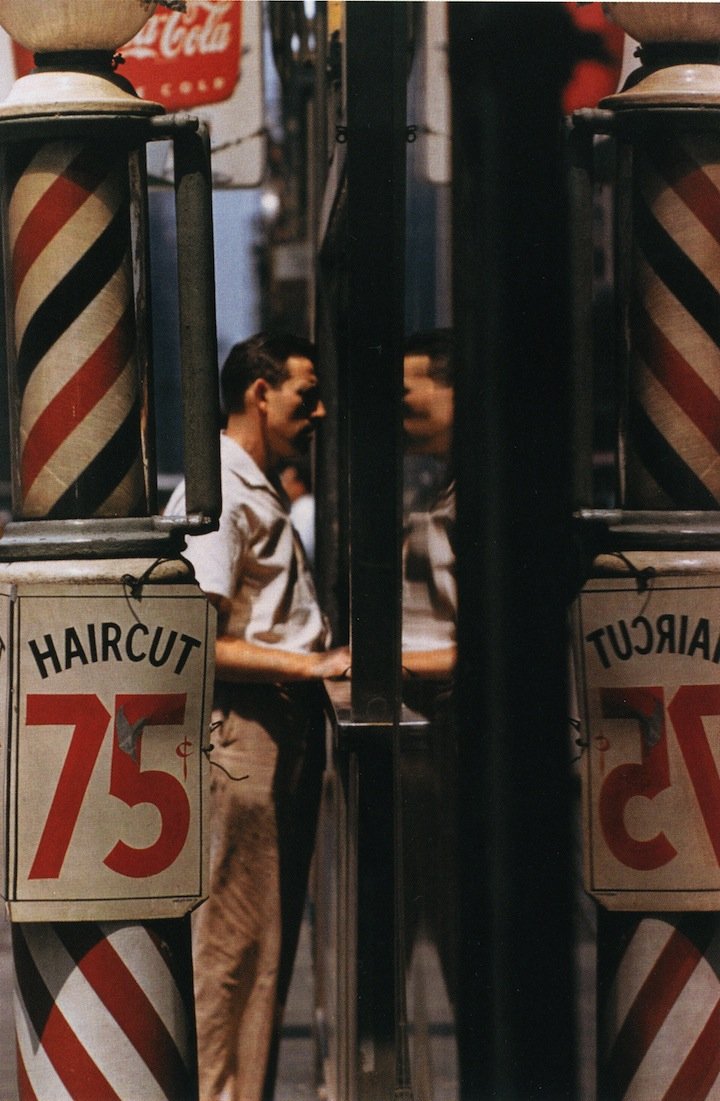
[404,328,454,387]
[221,332,317,413]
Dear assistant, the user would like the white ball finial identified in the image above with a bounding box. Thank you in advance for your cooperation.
[0,0,162,116]
[0,0,158,54]
[605,3,720,45]
[603,2,720,106]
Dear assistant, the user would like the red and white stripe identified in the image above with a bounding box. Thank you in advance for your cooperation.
[13,921,195,1101]
[7,139,146,519]
[626,134,720,508]
[602,916,720,1100]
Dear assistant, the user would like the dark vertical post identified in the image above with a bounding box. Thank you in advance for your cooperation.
[172,120,221,523]
[568,116,598,510]
[450,5,577,1099]
[345,7,407,1099]
[346,1,406,725]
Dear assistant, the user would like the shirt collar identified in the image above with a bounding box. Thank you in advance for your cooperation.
[221,433,280,496]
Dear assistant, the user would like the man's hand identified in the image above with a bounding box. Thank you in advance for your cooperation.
[310,646,352,680]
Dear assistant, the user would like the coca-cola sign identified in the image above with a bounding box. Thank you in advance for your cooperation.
[121,0,242,109]
[13,0,243,111]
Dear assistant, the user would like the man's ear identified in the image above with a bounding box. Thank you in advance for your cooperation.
[249,377,269,411]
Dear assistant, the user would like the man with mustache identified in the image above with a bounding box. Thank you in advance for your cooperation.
[166,332,350,1101]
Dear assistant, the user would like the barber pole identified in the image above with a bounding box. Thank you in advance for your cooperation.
[13,921,195,1100]
[0,3,221,1099]
[7,139,148,519]
[625,134,720,508]
[599,914,720,1099]
[0,558,214,1100]
[573,5,720,1098]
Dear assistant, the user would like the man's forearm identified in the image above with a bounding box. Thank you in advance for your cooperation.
[402,645,457,680]
[215,636,351,683]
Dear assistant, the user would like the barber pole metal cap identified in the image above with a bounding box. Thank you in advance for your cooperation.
[603,2,720,108]
[0,0,163,116]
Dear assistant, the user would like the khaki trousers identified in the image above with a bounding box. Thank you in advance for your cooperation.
[193,684,325,1101]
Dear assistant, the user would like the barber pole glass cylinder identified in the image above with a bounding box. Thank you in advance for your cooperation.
[13,919,197,1101]
[622,128,720,509]
[598,912,720,1100]
[4,138,151,520]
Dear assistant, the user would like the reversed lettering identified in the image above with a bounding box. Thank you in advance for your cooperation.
[585,612,720,670]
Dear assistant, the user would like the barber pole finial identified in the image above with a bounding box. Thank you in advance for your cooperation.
[0,0,162,116]
[604,3,720,106]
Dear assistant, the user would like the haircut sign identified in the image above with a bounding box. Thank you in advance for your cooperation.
[574,569,720,910]
[0,576,214,921]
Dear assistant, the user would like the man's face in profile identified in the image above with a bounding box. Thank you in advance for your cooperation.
[264,355,326,461]
[402,354,453,458]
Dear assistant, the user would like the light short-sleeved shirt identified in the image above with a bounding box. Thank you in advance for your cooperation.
[402,482,456,652]
[165,434,330,654]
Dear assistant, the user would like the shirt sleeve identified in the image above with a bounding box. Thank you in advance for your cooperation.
[166,478,246,602]
[182,501,246,602]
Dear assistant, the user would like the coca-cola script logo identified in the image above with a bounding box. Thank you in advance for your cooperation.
[121,0,242,109]
[12,1,243,111]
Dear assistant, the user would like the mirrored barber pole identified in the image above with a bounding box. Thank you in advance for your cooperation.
[0,560,214,922]
[569,4,720,1096]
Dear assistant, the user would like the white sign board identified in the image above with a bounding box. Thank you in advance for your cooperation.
[574,574,720,910]
[1,579,214,921]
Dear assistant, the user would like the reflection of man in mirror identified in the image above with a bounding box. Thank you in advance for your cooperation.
[402,328,456,681]
[401,329,458,1016]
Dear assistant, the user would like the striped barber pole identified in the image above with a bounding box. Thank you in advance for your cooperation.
[595,128,720,1101]
[626,134,720,509]
[6,139,148,520]
[12,919,196,1101]
[600,913,720,1101]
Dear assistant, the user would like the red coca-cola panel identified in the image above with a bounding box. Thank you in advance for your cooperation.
[562,2,625,114]
[121,0,242,110]
[12,0,243,111]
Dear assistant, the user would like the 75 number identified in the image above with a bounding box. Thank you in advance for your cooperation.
[599,684,720,871]
[25,692,190,881]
